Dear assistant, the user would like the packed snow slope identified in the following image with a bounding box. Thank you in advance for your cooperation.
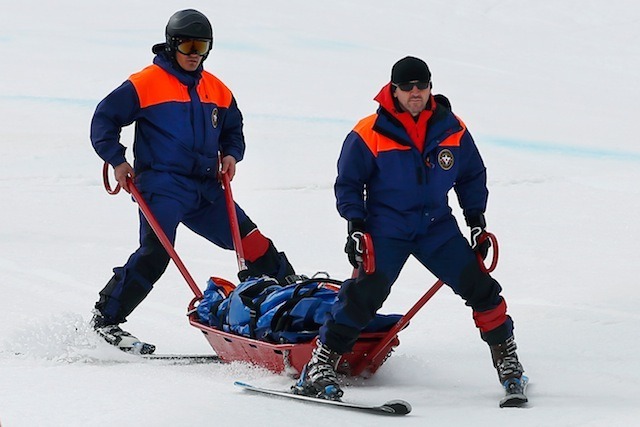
[1,1,639,426]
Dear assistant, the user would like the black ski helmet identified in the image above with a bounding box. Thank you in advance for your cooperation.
[165,9,213,57]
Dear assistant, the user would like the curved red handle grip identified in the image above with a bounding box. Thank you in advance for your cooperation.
[361,233,375,275]
[102,162,121,195]
[476,232,499,273]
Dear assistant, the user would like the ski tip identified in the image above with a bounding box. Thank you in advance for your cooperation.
[383,399,412,415]
[499,395,528,408]
[234,381,251,388]
[499,375,529,408]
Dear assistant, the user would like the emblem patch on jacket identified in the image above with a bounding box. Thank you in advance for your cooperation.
[438,149,454,170]
[211,108,219,128]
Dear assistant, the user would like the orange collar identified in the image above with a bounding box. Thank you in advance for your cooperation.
[374,83,434,152]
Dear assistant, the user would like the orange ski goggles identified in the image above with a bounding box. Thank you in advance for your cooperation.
[176,39,211,56]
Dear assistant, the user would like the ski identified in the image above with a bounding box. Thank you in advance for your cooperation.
[234,381,411,416]
[140,354,221,364]
[499,375,529,408]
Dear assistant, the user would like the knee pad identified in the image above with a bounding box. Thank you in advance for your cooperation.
[473,298,508,332]
[240,228,270,262]
[480,315,514,346]
[240,240,295,283]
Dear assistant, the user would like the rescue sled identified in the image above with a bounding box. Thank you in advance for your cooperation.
[187,287,399,376]
[102,162,498,377]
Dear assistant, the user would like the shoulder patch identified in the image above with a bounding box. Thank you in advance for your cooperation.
[438,148,455,170]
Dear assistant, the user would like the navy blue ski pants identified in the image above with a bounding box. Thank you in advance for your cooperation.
[96,188,248,323]
[319,224,513,353]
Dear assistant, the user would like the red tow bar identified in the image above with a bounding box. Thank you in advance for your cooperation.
[220,172,247,273]
[354,231,500,373]
[102,162,203,299]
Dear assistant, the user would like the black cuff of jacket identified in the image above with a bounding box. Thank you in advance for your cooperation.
[465,213,486,229]
[348,219,366,233]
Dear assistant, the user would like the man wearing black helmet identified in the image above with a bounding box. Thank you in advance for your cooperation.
[293,56,527,405]
[90,9,295,354]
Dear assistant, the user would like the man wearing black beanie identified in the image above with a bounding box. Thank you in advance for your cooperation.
[294,56,528,407]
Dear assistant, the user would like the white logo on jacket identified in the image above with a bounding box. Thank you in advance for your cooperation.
[438,149,454,170]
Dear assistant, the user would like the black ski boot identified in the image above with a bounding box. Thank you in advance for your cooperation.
[490,335,528,406]
[490,335,524,383]
[91,310,156,355]
[292,340,343,400]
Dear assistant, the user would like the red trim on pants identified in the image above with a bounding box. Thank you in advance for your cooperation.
[241,229,269,262]
[473,299,508,333]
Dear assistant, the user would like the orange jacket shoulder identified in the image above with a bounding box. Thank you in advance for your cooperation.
[197,71,233,107]
[128,66,234,109]
[353,114,411,156]
[439,115,467,147]
[128,64,190,108]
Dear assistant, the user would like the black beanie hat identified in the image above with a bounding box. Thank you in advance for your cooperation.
[391,56,431,84]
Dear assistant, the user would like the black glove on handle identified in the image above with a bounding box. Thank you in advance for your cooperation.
[466,214,490,260]
[344,219,366,269]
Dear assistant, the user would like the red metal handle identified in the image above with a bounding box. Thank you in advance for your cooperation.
[476,231,499,273]
[102,162,202,299]
[354,233,501,374]
[102,162,121,195]
[350,233,376,279]
[220,172,247,273]
[361,233,375,275]
[127,177,203,299]
[353,279,445,374]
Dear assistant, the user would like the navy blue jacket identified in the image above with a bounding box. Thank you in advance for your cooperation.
[335,84,488,240]
[90,54,245,197]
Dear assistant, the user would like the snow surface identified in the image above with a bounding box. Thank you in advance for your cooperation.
[1,1,639,426]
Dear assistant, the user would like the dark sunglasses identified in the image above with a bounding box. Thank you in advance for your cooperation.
[176,39,211,56]
[393,81,430,92]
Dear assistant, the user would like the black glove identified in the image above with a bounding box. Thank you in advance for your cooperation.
[344,219,366,269]
[466,214,490,260]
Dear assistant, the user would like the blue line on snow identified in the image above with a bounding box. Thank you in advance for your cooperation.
[481,136,640,161]
[0,95,97,108]
[246,112,352,126]
[3,95,638,162]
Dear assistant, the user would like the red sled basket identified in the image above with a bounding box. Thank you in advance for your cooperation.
[185,276,402,377]
[101,162,494,377]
